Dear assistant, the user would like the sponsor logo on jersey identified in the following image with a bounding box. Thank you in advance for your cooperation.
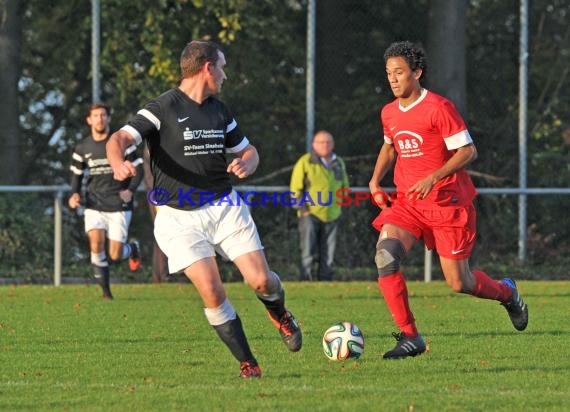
[87,158,109,167]
[183,128,225,141]
[393,130,424,158]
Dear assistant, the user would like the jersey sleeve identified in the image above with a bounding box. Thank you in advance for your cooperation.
[121,100,162,146]
[222,104,249,153]
[434,101,473,150]
[69,144,86,194]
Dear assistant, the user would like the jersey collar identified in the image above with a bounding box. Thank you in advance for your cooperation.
[398,88,428,112]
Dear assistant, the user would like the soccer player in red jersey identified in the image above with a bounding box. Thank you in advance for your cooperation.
[369,41,528,359]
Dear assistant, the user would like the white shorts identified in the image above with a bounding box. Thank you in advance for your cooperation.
[154,190,263,273]
[84,209,132,243]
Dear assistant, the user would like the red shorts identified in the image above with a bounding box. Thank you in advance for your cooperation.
[372,200,476,260]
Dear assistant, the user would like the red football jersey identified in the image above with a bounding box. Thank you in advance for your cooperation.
[380,89,477,207]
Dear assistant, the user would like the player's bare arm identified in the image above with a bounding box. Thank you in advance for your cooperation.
[107,130,137,181]
[407,143,478,200]
[227,144,259,179]
[369,143,397,208]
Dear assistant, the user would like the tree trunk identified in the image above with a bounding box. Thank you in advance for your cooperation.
[427,0,468,116]
[0,0,22,184]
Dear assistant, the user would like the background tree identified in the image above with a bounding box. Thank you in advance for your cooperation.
[427,0,468,116]
[1,0,569,279]
[0,0,23,184]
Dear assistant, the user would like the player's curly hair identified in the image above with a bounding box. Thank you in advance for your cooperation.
[383,41,427,80]
[180,40,223,78]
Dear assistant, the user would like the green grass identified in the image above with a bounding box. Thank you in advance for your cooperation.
[1,281,569,411]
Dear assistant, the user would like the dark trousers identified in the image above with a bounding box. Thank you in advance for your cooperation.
[298,214,339,281]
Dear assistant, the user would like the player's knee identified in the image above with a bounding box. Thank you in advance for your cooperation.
[265,271,283,293]
[255,271,284,301]
[375,238,406,277]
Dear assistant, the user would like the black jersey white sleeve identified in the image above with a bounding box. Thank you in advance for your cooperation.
[69,136,144,212]
[121,88,250,210]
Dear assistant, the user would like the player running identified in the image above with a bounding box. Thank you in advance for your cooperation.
[69,103,143,299]
[106,40,302,378]
[369,41,528,359]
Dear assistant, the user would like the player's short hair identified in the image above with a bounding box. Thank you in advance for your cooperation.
[180,40,223,78]
[383,41,427,80]
[88,103,110,117]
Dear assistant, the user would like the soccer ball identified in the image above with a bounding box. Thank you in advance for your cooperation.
[322,321,364,361]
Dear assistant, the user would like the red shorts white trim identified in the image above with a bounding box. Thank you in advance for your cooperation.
[372,200,476,260]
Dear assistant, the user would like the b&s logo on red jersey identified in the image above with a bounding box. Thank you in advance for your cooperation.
[394,130,424,158]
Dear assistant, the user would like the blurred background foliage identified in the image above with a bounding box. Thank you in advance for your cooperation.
[0,0,569,280]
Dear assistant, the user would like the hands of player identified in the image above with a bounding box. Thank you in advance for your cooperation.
[369,181,390,209]
[112,160,137,181]
[227,158,254,179]
[68,193,81,209]
[119,189,133,203]
[407,174,437,200]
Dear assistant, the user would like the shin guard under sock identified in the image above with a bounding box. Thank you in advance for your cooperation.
[212,315,255,363]
[257,288,286,321]
[378,271,418,337]
[471,270,512,302]
[92,264,112,297]
[256,272,286,321]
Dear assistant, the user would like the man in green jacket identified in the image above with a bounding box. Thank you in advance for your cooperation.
[290,130,349,281]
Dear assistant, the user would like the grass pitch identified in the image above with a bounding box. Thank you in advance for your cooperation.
[1,281,569,411]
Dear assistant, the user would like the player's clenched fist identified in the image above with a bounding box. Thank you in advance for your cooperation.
[113,160,137,181]
[227,158,252,179]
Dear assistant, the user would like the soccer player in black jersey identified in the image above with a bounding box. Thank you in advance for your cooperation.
[107,40,302,378]
[69,103,144,299]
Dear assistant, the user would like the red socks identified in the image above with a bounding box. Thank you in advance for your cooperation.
[377,270,511,337]
[378,271,418,337]
[471,270,512,302]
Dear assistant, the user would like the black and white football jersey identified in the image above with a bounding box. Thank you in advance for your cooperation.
[70,136,143,211]
[123,88,249,210]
